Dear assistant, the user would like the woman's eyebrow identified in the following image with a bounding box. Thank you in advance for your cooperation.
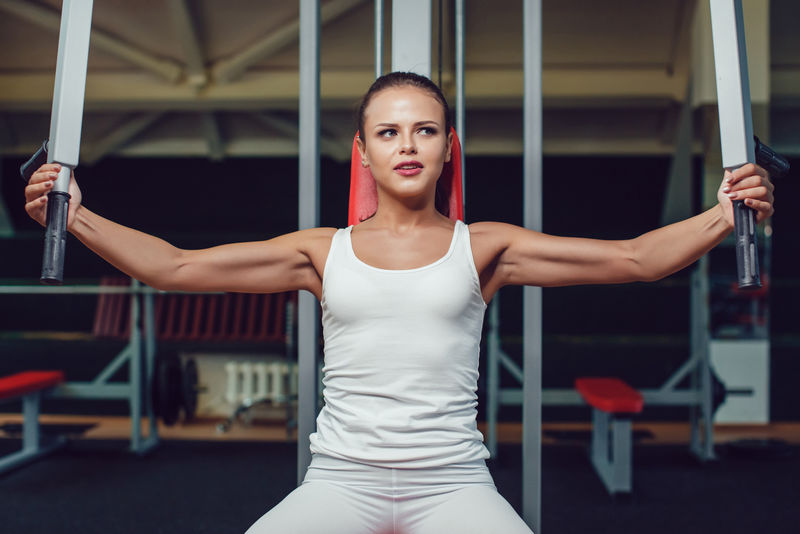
[373,120,441,129]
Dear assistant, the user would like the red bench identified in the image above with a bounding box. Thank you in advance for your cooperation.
[575,377,644,495]
[0,370,67,475]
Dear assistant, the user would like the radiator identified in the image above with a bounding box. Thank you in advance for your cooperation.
[224,361,296,405]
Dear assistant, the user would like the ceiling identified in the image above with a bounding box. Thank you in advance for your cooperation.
[0,0,798,164]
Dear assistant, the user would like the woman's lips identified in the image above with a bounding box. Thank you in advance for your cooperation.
[394,161,423,176]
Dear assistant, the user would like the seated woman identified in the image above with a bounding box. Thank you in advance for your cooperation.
[24,72,774,534]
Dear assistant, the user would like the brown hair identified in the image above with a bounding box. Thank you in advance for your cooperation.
[356,72,454,217]
[357,71,452,143]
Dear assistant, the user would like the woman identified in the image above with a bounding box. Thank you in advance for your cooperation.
[25,72,774,534]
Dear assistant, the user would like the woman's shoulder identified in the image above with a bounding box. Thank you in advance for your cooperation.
[283,226,339,257]
[467,221,518,240]
[467,221,548,254]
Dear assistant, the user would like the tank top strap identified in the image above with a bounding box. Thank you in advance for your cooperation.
[454,220,482,285]
[322,227,351,285]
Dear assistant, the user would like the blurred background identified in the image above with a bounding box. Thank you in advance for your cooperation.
[0,0,797,427]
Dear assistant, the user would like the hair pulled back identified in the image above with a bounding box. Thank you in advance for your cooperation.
[357,72,452,140]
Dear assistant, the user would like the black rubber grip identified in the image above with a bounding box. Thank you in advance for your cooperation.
[733,199,760,289]
[20,140,49,184]
[41,191,71,285]
[754,136,790,178]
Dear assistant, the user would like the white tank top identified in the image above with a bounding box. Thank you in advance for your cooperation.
[309,220,490,468]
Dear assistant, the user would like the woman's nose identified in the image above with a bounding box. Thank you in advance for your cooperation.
[399,136,417,154]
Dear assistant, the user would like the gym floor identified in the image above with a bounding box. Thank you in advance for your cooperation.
[1,417,798,534]
[3,414,800,445]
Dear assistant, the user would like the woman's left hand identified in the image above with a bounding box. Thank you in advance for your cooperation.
[717,163,775,227]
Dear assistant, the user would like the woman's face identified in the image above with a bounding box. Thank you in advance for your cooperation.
[357,86,452,207]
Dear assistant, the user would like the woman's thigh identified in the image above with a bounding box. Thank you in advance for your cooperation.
[402,485,534,534]
[244,481,391,534]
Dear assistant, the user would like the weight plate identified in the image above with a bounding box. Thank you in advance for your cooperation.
[182,358,199,421]
[156,352,182,426]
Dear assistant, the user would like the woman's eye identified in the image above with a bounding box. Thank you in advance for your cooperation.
[419,127,437,136]
[378,129,396,138]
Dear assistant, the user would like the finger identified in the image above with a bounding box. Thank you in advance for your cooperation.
[724,175,767,193]
[29,167,61,185]
[725,185,771,202]
[24,180,54,202]
[743,198,774,220]
[24,196,47,217]
[727,163,766,184]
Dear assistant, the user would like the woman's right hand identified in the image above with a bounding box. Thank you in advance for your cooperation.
[24,164,83,230]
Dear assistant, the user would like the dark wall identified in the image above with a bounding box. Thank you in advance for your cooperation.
[1,154,797,421]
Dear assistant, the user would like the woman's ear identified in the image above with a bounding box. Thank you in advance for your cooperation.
[356,135,369,167]
[444,130,453,163]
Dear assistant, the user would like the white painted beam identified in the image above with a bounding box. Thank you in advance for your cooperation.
[211,0,368,84]
[0,0,183,83]
[166,0,207,87]
[82,112,164,165]
[392,0,432,77]
[0,68,689,112]
[202,112,225,160]
[253,113,350,162]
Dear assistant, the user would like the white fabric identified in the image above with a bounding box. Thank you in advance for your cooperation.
[245,454,533,534]
[309,220,490,468]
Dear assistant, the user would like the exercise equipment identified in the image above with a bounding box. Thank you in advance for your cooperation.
[575,378,643,495]
[154,353,182,426]
[0,371,66,475]
[710,365,753,417]
[709,0,789,289]
[152,354,200,426]
[574,371,752,496]
[18,0,93,284]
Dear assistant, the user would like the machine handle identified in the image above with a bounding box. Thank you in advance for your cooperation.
[732,199,759,289]
[41,190,71,285]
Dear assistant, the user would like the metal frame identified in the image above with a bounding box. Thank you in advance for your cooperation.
[589,410,634,494]
[296,0,321,484]
[0,281,159,454]
[391,0,432,77]
[0,389,67,475]
[47,0,92,194]
[2,281,298,455]
[485,294,716,448]
[522,1,543,530]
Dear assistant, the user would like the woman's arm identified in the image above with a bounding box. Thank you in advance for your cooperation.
[475,163,775,291]
[24,164,332,296]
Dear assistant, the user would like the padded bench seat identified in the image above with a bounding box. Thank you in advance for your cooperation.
[576,377,644,495]
[0,371,65,400]
[0,370,66,475]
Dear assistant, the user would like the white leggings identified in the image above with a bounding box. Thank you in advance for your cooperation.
[245,454,534,534]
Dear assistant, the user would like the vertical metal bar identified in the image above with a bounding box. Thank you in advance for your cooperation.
[374,0,383,78]
[129,279,142,452]
[22,393,40,452]
[522,0,543,531]
[48,0,93,188]
[391,0,432,77]
[455,0,466,209]
[298,0,320,486]
[143,288,159,441]
[613,419,632,491]
[698,257,716,459]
